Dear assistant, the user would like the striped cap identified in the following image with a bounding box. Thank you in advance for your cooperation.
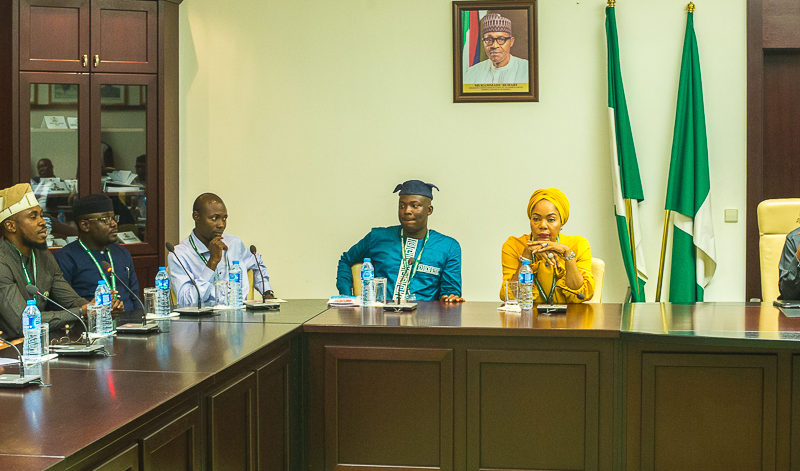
[481,13,512,35]
[0,183,39,223]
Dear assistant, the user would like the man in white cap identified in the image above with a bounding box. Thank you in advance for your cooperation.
[0,183,90,339]
[463,12,529,84]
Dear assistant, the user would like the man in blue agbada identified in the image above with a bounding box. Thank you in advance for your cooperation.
[336,180,464,303]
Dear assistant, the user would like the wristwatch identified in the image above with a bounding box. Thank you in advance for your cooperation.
[564,251,576,261]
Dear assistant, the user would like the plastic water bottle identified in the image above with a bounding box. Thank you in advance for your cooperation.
[360,258,375,306]
[228,260,243,308]
[155,266,171,316]
[518,260,534,310]
[22,300,42,363]
[94,280,113,334]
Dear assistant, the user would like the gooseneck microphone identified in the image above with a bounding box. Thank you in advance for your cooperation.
[0,336,41,387]
[556,284,586,301]
[249,245,268,303]
[166,242,203,310]
[100,261,153,330]
[0,337,27,378]
[26,284,91,346]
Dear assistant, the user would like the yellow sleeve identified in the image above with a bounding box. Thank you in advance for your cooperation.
[554,235,594,303]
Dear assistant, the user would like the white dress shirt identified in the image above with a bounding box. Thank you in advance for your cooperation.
[167,231,271,308]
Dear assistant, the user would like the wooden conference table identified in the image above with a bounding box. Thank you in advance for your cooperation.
[2,301,800,470]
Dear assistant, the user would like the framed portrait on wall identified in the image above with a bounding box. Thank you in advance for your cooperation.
[452,0,538,103]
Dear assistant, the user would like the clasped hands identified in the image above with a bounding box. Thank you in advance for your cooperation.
[523,240,571,267]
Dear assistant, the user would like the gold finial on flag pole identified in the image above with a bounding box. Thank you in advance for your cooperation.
[607,0,615,7]
[687,2,695,12]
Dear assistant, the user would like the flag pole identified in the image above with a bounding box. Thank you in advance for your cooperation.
[625,198,641,298]
[655,210,671,301]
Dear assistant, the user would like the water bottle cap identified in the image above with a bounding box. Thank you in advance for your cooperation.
[364,258,371,262]
[522,259,530,265]
[233,260,240,265]
[98,280,107,286]
[26,299,36,306]
[158,266,166,271]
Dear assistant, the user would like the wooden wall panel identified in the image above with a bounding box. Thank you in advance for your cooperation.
[206,372,258,471]
[638,353,777,471]
[141,404,202,471]
[466,349,600,471]
[92,444,139,471]
[257,347,291,471]
[324,345,453,471]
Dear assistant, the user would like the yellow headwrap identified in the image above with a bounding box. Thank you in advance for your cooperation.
[527,188,570,224]
[0,183,39,223]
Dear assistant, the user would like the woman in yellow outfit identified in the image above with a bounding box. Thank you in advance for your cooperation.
[500,188,594,303]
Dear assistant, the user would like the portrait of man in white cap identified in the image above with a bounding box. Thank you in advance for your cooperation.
[463,12,530,85]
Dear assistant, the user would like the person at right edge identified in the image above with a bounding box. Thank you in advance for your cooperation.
[500,188,594,303]
[778,227,800,300]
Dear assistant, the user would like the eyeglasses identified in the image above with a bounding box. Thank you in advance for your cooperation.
[482,36,512,46]
[85,215,120,225]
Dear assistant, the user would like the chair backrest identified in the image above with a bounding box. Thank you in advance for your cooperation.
[351,263,363,296]
[758,198,800,303]
[587,257,605,303]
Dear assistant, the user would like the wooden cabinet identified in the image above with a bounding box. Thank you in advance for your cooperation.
[2,0,180,295]
[92,444,139,471]
[141,403,203,471]
[20,0,156,73]
[206,372,259,471]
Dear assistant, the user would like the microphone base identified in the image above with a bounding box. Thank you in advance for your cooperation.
[0,374,41,388]
[537,304,567,315]
[116,322,159,334]
[49,344,106,356]
[244,300,280,311]
[383,302,418,312]
[173,306,215,316]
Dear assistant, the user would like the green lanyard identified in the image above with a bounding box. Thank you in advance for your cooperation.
[531,259,557,304]
[399,230,429,284]
[188,234,208,264]
[189,234,230,273]
[79,240,116,292]
[11,243,36,286]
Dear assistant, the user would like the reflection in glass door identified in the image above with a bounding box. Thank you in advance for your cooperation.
[28,82,82,247]
[99,83,149,245]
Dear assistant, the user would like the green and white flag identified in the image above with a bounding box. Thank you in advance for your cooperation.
[606,5,647,302]
[665,9,716,303]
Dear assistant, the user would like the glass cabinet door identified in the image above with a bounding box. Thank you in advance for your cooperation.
[20,72,89,247]
[91,74,157,253]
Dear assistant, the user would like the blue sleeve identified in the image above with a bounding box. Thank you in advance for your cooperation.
[336,231,372,295]
[53,249,76,285]
[128,256,140,301]
[438,239,462,297]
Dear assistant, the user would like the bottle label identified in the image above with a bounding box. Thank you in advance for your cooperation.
[519,272,533,284]
[229,272,241,283]
[25,316,40,329]
[361,268,374,281]
[156,278,170,290]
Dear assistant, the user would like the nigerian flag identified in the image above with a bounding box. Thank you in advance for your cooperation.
[665,8,716,303]
[606,5,647,302]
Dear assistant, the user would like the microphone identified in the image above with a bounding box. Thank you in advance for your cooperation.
[384,258,417,311]
[0,335,41,387]
[556,284,586,301]
[249,245,268,303]
[100,261,158,333]
[26,284,91,347]
[166,242,203,310]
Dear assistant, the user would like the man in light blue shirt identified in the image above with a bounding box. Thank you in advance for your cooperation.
[167,193,273,307]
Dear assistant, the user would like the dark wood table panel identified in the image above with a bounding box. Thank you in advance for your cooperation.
[0,367,205,459]
[2,321,299,374]
[305,301,623,337]
[0,455,64,471]
[621,302,800,343]
[167,299,330,325]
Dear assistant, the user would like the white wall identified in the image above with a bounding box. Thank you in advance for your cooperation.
[178,0,746,302]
